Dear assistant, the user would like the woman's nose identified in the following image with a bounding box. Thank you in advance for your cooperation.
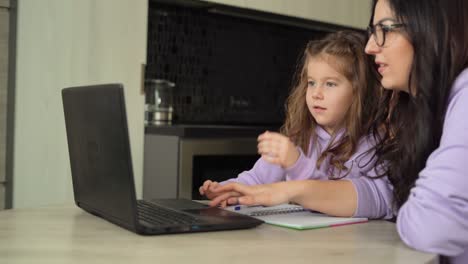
[365,36,380,55]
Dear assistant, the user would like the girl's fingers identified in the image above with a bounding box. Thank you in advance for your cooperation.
[200,180,216,195]
[257,140,269,152]
[258,140,281,158]
[262,154,281,165]
[202,180,212,190]
[257,130,272,141]
[209,182,219,191]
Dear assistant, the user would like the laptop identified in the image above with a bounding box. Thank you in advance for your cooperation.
[61,83,263,235]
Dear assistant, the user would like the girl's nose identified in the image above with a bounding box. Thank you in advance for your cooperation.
[312,86,324,99]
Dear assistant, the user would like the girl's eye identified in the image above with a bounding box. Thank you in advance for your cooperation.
[307,81,315,87]
[326,81,337,87]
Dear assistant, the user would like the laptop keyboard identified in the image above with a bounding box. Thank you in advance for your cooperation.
[137,200,198,226]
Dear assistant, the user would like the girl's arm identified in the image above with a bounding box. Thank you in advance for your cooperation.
[256,131,322,180]
[220,157,286,186]
[283,147,322,180]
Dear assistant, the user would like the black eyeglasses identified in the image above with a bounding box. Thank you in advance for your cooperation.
[367,23,405,47]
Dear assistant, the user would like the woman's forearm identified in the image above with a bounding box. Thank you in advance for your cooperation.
[286,180,357,217]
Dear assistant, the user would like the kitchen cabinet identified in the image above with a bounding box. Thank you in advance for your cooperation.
[13,0,146,209]
[0,0,10,210]
[0,185,4,209]
[202,0,371,29]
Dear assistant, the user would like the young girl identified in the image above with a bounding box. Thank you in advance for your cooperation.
[200,31,393,219]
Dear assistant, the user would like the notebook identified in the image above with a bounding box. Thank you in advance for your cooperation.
[226,204,368,230]
[61,83,263,235]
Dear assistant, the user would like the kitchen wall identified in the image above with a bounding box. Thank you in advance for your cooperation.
[12,0,370,209]
[13,0,147,208]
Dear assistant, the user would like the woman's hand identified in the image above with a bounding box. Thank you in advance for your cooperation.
[257,131,299,168]
[208,182,293,207]
[209,180,357,217]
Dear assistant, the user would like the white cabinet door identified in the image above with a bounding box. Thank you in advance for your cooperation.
[0,0,10,8]
[0,184,4,209]
[202,0,371,29]
[203,0,246,7]
[13,0,147,208]
[0,1,9,209]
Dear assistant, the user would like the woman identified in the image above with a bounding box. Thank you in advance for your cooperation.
[365,0,468,263]
[210,0,468,262]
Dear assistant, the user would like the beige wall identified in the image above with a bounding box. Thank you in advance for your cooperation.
[14,0,147,208]
[203,0,372,29]
[13,0,370,208]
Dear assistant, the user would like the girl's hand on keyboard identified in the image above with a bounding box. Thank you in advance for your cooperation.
[199,180,222,200]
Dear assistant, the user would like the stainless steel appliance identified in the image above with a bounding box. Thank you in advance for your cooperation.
[143,125,269,200]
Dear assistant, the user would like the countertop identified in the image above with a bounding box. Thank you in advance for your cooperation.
[0,205,437,264]
[145,124,279,138]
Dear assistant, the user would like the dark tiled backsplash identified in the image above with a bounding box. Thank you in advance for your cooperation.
[146,0,335,125]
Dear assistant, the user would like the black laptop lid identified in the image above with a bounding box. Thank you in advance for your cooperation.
[62,84,138,231]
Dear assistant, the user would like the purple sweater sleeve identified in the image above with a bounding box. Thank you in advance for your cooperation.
[220,146,321,185]
[349,174,394,219]
[284,147,323,180]
[348,137,394,220]
[396,69,468,262]
[220,157,286,185]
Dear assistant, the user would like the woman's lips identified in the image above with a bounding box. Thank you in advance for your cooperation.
[377,62,388,74]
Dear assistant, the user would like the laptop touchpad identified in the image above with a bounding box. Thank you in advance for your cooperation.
[150,199,209,210]
[184,207,251,220]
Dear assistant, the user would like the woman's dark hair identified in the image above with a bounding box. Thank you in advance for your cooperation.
[369,0,468,208]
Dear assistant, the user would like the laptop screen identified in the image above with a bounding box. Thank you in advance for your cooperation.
[62,84,138,229]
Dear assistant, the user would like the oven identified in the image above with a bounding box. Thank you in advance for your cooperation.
[143,125,267,200]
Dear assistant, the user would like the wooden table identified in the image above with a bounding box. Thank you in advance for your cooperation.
[0,205,436,264]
